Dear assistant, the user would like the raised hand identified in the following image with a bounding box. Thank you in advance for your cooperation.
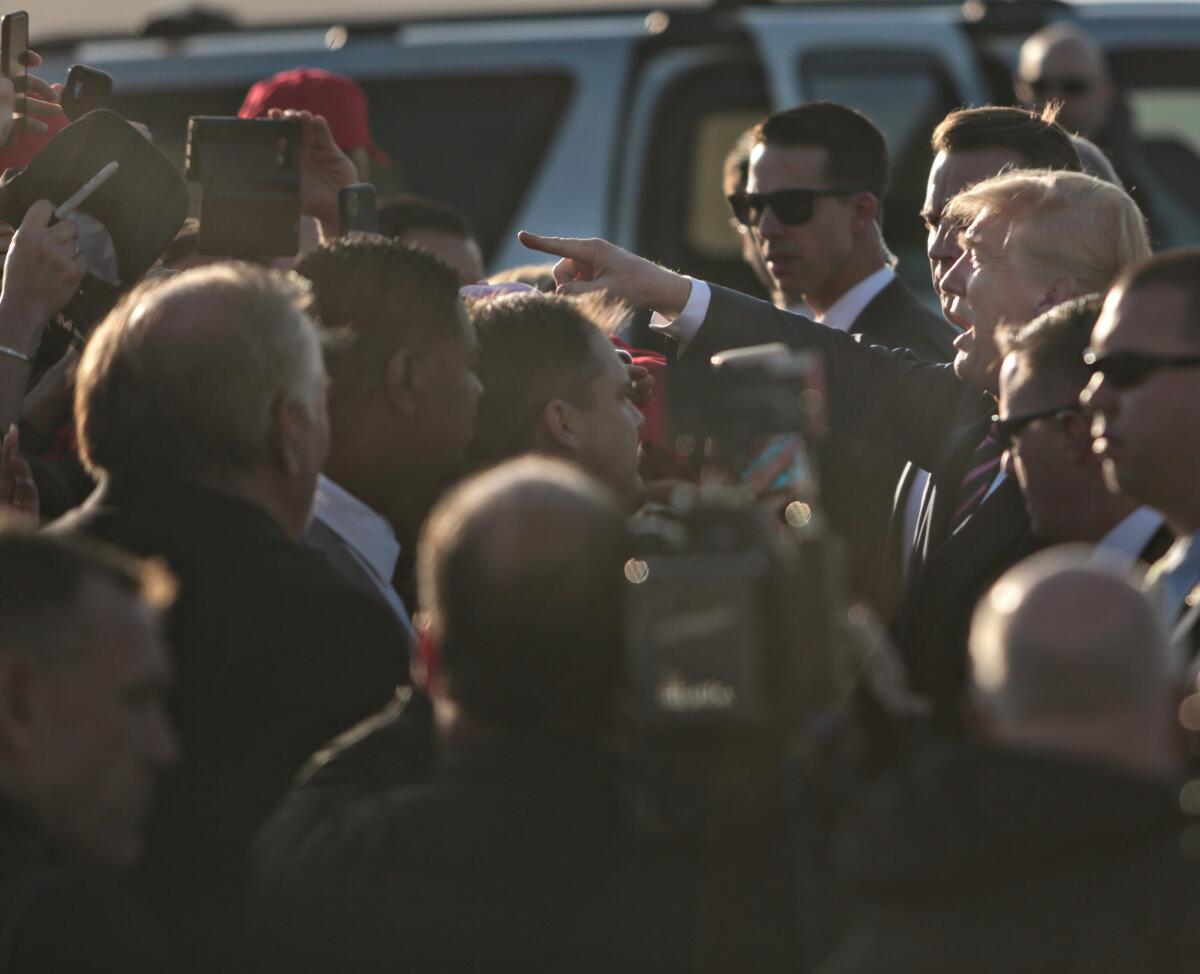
[0,50,65,146]
[517,231,692,317]
[2,199,88,331]
[267,108,357,237]
[0,425,38,520]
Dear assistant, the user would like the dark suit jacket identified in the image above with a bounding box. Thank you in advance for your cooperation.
[700,277,957,608]
[685,284,1040,715]
[51,480,409,972]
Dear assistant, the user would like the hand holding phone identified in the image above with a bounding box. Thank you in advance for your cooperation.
[338,184,378,235]
[0,11,28,121]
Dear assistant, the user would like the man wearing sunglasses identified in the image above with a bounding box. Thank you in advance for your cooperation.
[1014,22,1114,143]
[1082,249,1200,658]
[519,166,1147,721]
[996,294,1171,566]
[722,102,956,609]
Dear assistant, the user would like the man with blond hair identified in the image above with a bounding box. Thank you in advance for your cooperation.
[519,165,1148,719]
[52,262,407,970]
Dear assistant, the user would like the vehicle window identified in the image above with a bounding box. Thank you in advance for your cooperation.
[111,72,573,261]
[799,51,961,305]
[637,60,770,299]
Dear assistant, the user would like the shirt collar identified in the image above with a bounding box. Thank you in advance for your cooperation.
[311,474,401,585]
[1095,507,1167,572]
[815,265,895,333]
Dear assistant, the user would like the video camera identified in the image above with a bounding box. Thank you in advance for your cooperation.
[622,344,854,837]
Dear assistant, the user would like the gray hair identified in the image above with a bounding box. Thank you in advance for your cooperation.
[76,262,324,482]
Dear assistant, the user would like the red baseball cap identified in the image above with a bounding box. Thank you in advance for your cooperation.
[238,67,389,164]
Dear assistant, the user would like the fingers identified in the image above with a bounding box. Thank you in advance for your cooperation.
[0,426,38,519]
[21,94,65,117]
[555,279,610,298]
[518,230,597,262]
[20,199,55,229]
[44,218,80,246]
[17,50,43,69]
[16,74,60,104]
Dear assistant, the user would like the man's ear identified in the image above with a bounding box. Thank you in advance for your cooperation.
[414,616,444,697]
[1059,408,1095,464]
[0,656,37,754]
[1037,276,1084,315]
[851,192,880,235]
[384,348,419,416]
[271,395,312,477]
[540,398,583,455]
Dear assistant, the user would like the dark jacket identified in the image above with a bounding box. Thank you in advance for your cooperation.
[0,797,174,973]
[820,744,1200,974]
[812,278,958,607]
[50,479,408,971]
[684,285,1040,715]
[249,694,803,974]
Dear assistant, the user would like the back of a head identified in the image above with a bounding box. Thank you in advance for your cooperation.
[932,105,1083,173]
[944,169,1150,294]
[465,292,616,472]
[378,194,474,242]
[76,263,322,484]
[970,546,1173,772]
[418,457,626,737]
[1002,292,1104,399]
[756,100,889,199]
[297,236,462,414]
[1112,246,1200,330]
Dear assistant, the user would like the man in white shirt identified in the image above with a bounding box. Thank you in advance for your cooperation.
[997,293,1171,572]
[297,237,483,641]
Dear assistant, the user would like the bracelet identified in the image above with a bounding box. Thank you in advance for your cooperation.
[0,344,32,365]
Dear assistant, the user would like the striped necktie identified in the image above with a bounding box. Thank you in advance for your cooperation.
[950,422,1004,531]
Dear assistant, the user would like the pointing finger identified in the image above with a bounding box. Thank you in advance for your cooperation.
[518,231,596,262]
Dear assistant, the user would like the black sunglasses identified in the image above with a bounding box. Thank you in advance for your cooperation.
[992,404,1082,446]
[1029,76,1093,97]
[727,187,860,228]
[1083,348,1200,390]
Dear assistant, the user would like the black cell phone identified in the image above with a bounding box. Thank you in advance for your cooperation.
[186,115,301,258]
[339,183,378,234]
[0,11,29,120]
[61,64,112,122]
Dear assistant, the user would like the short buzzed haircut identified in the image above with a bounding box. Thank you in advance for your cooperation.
[0,522,174,660]
[754,101,889,199]
[378,194,474,242]
[1112,247,1200,340]
[1001,293,1104,395]
[76,263,322,482]
[465,293,617,472]
[418,457,627,735]
[297,237,463,412]
[932,105,1083,173]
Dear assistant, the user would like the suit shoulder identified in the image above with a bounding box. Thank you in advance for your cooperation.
[859,279,958,362]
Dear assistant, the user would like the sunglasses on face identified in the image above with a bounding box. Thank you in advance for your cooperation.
[1083,348,1200,390]
[726,187,860,228]
[1028,76,1094,97]
[992,404,1083,446]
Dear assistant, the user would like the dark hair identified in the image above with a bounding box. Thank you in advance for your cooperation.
[419,457,626,736]
[1003,293,1105,393]
[754,101,889,198]
[297,237,463,410]
[1113,247,1200,338]
[723,126,758,198]
[378,194,475,241]
[464,293,608,472]
[0,523,174,659]
[932,105,1083,173]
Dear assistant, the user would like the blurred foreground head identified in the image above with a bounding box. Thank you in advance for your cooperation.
[0,525,178,867]
[970,546,1176,778]
[418,457,627,738]
[379,194,485,286]
[466,292,644,508]
[75,263,329,542]
[1015,22,1114,140]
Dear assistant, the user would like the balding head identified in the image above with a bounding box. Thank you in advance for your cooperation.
[76,263,329,539]
[1016,23,1113,139]
[970,546,1176,777]
[418,457,627,737]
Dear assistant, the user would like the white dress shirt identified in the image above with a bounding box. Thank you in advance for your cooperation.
[1094,506,1166,574]
[816,265,895,335]
[311,474,416,641]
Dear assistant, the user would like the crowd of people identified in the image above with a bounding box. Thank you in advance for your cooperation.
[1,16,1199,973]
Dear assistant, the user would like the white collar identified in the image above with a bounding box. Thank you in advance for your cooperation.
[311,474,401,586]
[814,265,895,334]
[1094,507,1166,572]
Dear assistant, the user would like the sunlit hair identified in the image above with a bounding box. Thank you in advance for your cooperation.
[931,104,1082,172]
[76,262,323,482]
[944,169,1150,294]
